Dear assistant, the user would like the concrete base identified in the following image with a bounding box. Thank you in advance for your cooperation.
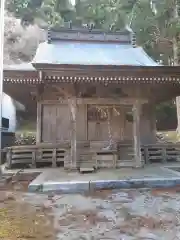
[28,177,180,194]
[26,163,180,194]
[28,181,90,193]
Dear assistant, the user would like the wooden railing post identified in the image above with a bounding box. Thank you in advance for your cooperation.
[144,146,149,164]
[52,148,57,168]
[31,150,36,168]
[6,148,12,169]
[162,146,167,163]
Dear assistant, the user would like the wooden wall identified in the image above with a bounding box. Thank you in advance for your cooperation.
[41,104,71,143]
[40,103,134,143]
[41,103,87,142]
[140,104,156,144]
[40,102,156,144]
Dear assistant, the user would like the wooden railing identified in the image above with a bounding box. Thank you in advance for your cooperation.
[4,143,70,169]
[4,142,180,169]
[143,143,180,164]
[117,144,145,167]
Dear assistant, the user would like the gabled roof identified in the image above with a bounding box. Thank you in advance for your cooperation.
[32,26,158,67]
[3,27,180,112]
[33,41,158,66]
[3,27,158,72]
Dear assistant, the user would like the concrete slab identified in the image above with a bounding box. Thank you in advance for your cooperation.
[26,163,180,193]
[42,181,90,193]
[90,178,180,190]
[3,162,180,193]
[28,181,90,193]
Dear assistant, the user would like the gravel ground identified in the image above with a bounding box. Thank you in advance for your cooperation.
[2,189,180,239]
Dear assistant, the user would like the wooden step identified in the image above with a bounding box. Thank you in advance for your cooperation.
[79,150,97,172]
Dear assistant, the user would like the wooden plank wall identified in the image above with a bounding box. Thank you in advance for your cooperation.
[140,104,156,144]
[41,104,71,143]
[87,106,133,141]
[41,103,88,143]
[40,102,156,144]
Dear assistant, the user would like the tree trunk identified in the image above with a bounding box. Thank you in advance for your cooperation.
[173,3,180,135]
[174,31,180,135]
[176,96,180,136]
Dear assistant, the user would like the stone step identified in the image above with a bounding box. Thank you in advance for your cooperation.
[79,162,96,173]
[79,167,95,173]
[116,160,134,167]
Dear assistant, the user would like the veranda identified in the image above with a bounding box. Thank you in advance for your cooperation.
[3,27,180,171]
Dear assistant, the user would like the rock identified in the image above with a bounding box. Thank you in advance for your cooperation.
[0,193,7,202]
[48,193,55,201]
[118,235,135,240]
[97,209,116,222]
[42,200,53,210]
[111,192,132,203]
[119,224,138,236]
[136,228,160,240]
[5,192,16,201]
[13,183,24,191]
[0,191,16,202]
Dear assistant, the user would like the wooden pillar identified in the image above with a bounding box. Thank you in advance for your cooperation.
[85,104,88,141]
[149,103,156,142]
[140,103,156,144]
[132,100,143,168]
[68,98,77,169]
[36,102,42,144]
[176,97,180,135]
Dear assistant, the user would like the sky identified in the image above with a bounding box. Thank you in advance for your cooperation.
[70,0,75,6]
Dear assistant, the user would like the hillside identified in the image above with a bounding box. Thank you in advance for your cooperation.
[4,12,45,64]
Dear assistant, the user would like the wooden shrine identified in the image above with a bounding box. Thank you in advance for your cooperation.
[3,26,180,170]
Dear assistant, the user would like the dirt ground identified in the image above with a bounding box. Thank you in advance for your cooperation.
[2,175,180,240]
[0,191,56,240]
[0,174,56,240]
[0,190,180,239]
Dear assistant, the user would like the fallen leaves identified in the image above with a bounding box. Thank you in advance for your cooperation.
[0,198,55,240]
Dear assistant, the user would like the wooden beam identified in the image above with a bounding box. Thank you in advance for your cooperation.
[132,100,143,168]
[40,97,148,105]
[36,102,42,143]
[34,63,180,75]
[80,98,148,105]
[52,85,72,98]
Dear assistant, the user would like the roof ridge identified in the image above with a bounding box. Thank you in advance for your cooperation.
[47,28,133,44]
